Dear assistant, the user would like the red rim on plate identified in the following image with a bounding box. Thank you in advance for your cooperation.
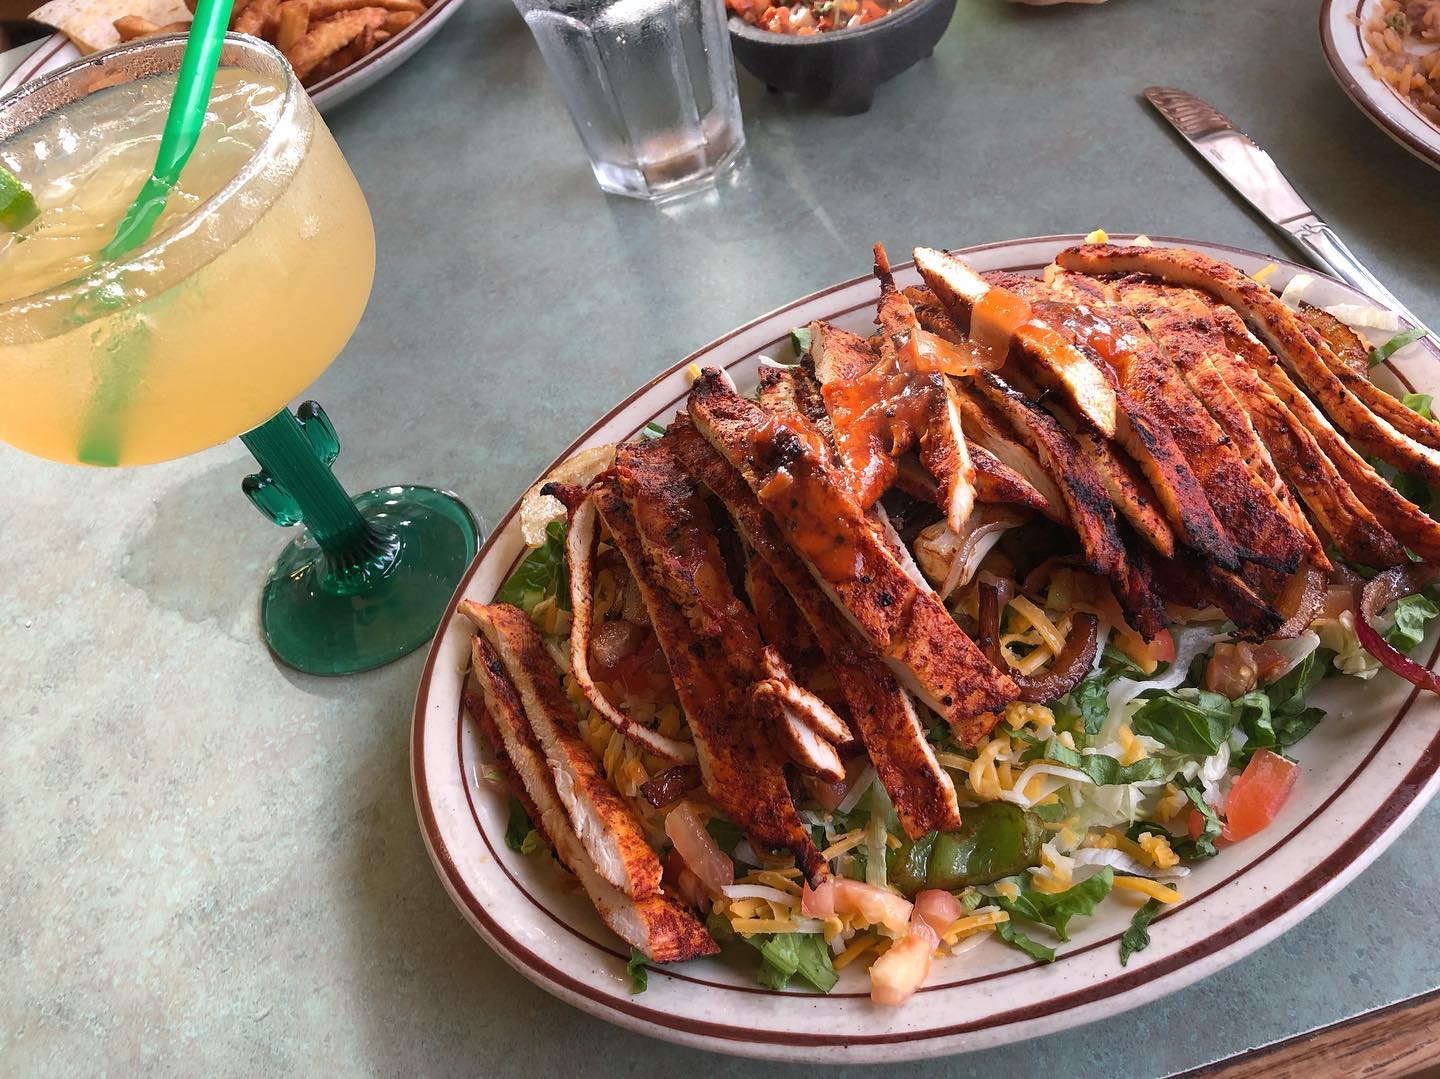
[411,235,1440,1062]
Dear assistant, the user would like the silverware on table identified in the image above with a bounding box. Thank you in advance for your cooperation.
[1144,85,1435,349]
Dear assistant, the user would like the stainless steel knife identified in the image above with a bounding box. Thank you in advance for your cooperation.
[1144,86,1435,349]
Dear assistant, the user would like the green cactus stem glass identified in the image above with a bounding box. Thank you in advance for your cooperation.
[239,402,480,675]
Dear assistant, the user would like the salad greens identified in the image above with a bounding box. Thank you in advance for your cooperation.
[504,796,538,853]
[627,949,649,994]
[996,919,1055,963]
[994,868,1115,943]
[1131,691,1237,756]
[708,914,839,991]
[496,519,569,614]
[1384,594,1440,653]
[1367,326,1427,368]
[1023,738,1167,785]
[1118,899,1165,966]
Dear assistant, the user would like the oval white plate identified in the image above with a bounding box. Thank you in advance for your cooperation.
[412,234,1440,1063]
[1322,0,1440,170]
[0,0,463,112]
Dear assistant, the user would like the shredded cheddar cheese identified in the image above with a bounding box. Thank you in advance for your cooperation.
[686,363,702,381]
[1251,262,1279,284]
[1116,724,1149,766]
[832,933,879,970]
[1136,831,1180,870]
[940,909,1009,944]
[731,918,808,935]
[821,829,868,861]
[1009,596,1066,654]
[1114,876,1183,904]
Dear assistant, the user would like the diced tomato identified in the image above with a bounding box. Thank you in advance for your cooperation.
[1187,749,1299,843]
[1252,643,1289,685]
[869,923,938,1006]
[804,877,913,935]
[1223,749,1299,842]
[801,879,836,920]
[912,889,962,936]
[855,0,886,21]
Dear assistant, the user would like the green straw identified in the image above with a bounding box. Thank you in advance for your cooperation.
[76,0,235,465]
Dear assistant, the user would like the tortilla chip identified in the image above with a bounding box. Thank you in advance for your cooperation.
[32,0,192,53]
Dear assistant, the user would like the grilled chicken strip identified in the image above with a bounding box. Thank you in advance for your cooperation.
[1210,309,1434,564]
[466,635,717,962]
[613,439,852,784]
[961,372,1126,578]
[556,492,699,764]
[871,244,976,532]
[1146,552,1283,640]
[1046,268,1306,574]
[1108,277,1328,569]
[1055,244,1440,488]
[591,476,828,879]
[952,392,1067,523]
[668,413,963,835]
[807,321,1048,515]
[988,270,1241,570]
[1073,426,1176,558]
[912,245,1117,438]
[687,369,1016,740]
[461,601,665,900]
[1160,294,1406,568]
[1305,310,1440,452]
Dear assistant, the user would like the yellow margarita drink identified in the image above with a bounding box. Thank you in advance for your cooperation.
[0,65,374,466]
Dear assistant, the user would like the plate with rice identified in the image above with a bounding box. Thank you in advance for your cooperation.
[1322,0,1440,169]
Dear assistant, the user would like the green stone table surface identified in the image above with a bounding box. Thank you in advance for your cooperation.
[4,0,1438,1073]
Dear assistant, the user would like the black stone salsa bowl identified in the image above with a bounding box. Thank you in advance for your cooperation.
[727,0,957,115]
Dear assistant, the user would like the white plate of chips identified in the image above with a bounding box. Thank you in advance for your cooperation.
[1,0,463,111]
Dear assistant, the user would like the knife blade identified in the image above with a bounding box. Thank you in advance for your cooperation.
[1145,86,1435,352]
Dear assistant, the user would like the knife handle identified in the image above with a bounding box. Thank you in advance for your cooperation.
[1285,216,1436,346]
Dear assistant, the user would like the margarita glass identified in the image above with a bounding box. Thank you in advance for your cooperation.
[0,35,480,675]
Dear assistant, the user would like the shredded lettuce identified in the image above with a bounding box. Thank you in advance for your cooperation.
[1054,671,1111,736]
[496,519,570,614]
[1025,738,1166,785]
[1131,690,1236,756]
[1118,898,1164,966]
[627,949,649,994]
[504,796,536,853]
[640,420,668,440]
[790,326,813,357]
[1403,392,1434,421]
[757,933,839,992]
[709,914,838,992]
[994,867,1115,942]
[1177,786,1223,859]
[1368,326,1428,368]
[995,919,1056,963]
[1384,593,1439,653]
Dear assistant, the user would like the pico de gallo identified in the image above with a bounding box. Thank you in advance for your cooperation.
[726,0,913,35]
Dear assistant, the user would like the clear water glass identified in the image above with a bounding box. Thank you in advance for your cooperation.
[514,0,746,199]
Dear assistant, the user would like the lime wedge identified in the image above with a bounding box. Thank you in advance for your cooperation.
[0,166,38,231]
